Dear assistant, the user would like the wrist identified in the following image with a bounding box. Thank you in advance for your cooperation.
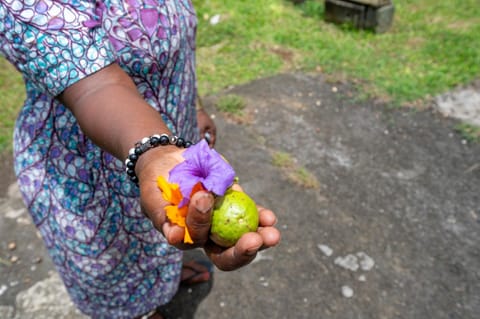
[125,134,192,185]
[136,144,182,177]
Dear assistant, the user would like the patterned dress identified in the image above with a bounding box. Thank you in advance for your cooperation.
[0,0,199,317]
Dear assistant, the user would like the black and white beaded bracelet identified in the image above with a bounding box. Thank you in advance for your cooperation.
[125,134,193,185]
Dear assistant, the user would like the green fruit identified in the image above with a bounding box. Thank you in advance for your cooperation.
[210,189,259,247]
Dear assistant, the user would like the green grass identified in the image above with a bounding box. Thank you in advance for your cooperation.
[194,0,480,105]
[455,123,480,143]
[0,58,24,152]
[271,151,319,188]
[1,0,480,150]
[215,94,246,114]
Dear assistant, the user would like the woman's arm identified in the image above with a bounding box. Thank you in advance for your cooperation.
[58,63,177,161]
[59,62,281,270]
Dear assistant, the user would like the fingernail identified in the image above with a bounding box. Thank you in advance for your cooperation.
[195,195,213,214]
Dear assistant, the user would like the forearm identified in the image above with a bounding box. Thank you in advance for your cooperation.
[59,63,174,161]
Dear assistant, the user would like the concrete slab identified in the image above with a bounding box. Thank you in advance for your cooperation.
[435,88,480,126]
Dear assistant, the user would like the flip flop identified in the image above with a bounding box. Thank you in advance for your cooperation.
[180,259,214,285]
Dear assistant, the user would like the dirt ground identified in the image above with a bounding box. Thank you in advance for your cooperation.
[1,72,479,319]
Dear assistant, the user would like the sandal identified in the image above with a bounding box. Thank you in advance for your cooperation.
[180,259,214,285]
[138,309,164,319]
[137,259,213,318]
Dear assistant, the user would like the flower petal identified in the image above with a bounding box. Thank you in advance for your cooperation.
[169,140,235,198]
[183,228,193,244]
[157,176,194,244]
[202,154,235,195]
[157,175,173,201]
[178,181,207,208]
[165,205,193,244]
[182,139,210,161]
[169,161,202,204]
[165,205,185,227]
[157,176,183,205]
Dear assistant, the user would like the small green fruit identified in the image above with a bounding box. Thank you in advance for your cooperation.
[210,189,259,247]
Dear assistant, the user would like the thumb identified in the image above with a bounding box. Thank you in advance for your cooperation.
[186,191,214,245]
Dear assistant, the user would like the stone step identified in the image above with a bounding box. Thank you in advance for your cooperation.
[324,0,395,33]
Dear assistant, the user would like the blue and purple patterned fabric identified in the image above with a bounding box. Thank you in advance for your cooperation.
[0,0,199,317]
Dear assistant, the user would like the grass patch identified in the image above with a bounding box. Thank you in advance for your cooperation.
[0,58,24,152]
[215,94,246,114]
[271,151,319,188]
[194,0,480,106]
[455,123,480,143]
[272,151,295,168]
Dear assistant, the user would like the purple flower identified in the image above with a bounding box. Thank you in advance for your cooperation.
[169,140,236,207]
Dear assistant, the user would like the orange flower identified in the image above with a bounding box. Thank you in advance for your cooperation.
[157,176,205,244]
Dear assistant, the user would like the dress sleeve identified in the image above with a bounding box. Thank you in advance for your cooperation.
[0,0,116,97]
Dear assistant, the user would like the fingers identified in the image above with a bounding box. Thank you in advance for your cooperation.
[161,191,214,249]
[141,167,281,268]
[257,226,281,249]
[204,221,281,271]
[185,191,214,245]
[231,183,243,192]
[257,206,277,227]
[204,232,263,271]
[206,127,216,147]
[140,179,190,246]
[196,108,217,148]
[205,131,216,148]
[257,206,281,249]
[162,224,186,246]
[139,178,168,230]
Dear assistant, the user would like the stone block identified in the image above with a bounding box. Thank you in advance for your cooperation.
[349,0,390,7]
[325,0,366,29]
[365,2,395,33]
[324,0,394,33]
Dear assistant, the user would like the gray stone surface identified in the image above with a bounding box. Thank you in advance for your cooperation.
[1,72,479,318]
[435,88,480,126]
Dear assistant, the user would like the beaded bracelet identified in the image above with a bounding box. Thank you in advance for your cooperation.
[125,134,193,185]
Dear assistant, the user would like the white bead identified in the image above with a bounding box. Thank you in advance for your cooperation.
[141,137,149,144]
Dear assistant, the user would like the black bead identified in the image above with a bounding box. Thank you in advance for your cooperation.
[135,146,143,155]
[176,137,185,147]
[184,141,192,148]
[150,136,160,146]
[130,176,139,184]
[159,135,169,145]
[126,169,135,176]
[128,153,138,162]
[126,161,135,169]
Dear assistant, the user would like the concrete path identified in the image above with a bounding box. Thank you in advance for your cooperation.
[1,73,479,319]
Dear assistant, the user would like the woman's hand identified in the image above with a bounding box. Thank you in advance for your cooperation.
[203,183,280,271]
[137,150,281,270]
[204,204,280,271]
[196,108,216,148]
